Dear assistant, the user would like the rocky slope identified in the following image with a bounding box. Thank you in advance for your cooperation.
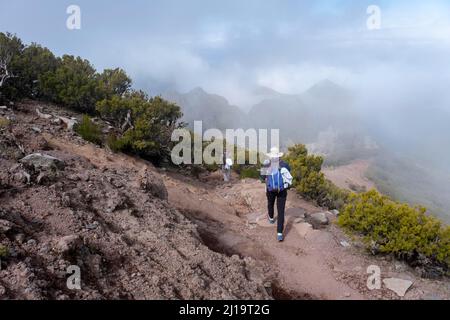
[0,101,270,300]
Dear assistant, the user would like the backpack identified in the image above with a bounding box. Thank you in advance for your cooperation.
[267,169,285,192]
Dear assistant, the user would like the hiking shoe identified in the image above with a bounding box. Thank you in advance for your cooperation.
[268,217,275,224]
[277,233,284,242]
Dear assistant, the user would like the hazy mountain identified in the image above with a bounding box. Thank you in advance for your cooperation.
[248,80,368,152]
[162,87,247,131]
[164,80,373,158]
[160,81,450,221]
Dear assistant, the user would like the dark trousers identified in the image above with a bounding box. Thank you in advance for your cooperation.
[267,189,287,234]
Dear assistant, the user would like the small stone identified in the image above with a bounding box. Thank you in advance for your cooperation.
[85,222,99,230]
[27,239,37,246]
[31,127,42,133]
[36,108,52,119]
[51,118,62,125]
[383,278,413,297]
[330,209,340,216]
[0,285,6,296]
[340,240,350,247]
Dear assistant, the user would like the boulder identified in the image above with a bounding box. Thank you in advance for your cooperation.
[309,212,329,226]
[383,278,413,297]
[136,167,168,200]
[285,207,306,219]
[20,153,65,171]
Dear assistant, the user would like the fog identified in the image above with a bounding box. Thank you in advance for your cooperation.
[1,0,450,220]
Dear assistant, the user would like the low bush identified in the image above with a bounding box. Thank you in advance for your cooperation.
[0,244,9,258]
[97,93,182,164]
[0,116,10,129]
[238,165,261,179]
[338,190,450,269]
[284,144,348,209]
[106,133,126,153]
[74,115,102,145]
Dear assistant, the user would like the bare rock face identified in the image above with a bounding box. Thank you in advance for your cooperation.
[136,167,168,200]
[0,102,270,300]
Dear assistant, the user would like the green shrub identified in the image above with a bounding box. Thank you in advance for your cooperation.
[14,43,59,98]
[106,133,126,153]
[97,94,182,163]
[284,144,348,209]
[0,244,9,258]
[239,165,261,179]
[39,55,98,113]
[96,68,131,99]
[0,116,10,129]
[338,190,450,268]
[74,115,102,145]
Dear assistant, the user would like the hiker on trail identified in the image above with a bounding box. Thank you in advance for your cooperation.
[222,154,233,182]
[262,147,293,242]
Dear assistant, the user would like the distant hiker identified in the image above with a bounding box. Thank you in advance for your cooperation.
[263,147,293,242]
[222,154,233,182]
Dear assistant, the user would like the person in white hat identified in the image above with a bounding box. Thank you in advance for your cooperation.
[263,147,293,242]
[222,152,233,182]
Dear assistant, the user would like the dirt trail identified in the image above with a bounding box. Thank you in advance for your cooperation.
[323,159,376,192]
[48,137,450,300]
[165,171,364,299]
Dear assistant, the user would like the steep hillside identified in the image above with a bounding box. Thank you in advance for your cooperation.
[0,102,269,299]
[1,102,449,300]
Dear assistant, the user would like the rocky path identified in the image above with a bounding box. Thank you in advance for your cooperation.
[163,171,450,300]
[42,130,450,299]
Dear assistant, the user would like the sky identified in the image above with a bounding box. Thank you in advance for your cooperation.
[1,0,450,109]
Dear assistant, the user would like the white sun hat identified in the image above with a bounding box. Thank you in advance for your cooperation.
[266,147,284,159]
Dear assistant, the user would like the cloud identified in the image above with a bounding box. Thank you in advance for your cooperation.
[1,0,450,109]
